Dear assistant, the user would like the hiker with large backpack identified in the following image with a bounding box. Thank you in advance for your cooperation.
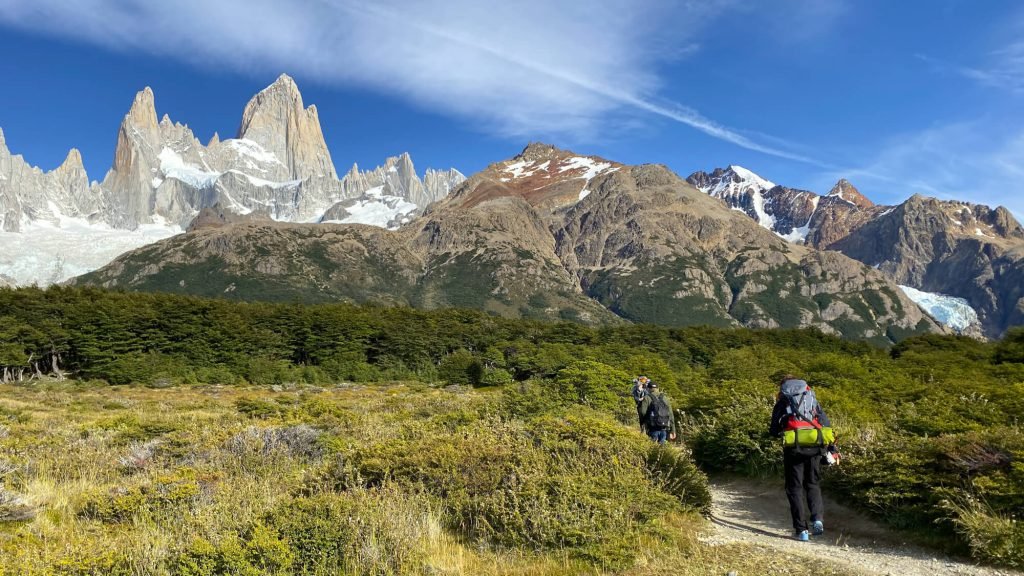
[638,382,677,444]
[769,375,837,542]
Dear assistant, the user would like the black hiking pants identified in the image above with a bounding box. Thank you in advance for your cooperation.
[783,449,823,533]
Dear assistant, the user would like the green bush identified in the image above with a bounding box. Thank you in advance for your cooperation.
[645,444,712,514]
[265,490,425,575]
[683,381,778,476]
[946,498,1024,568]
[171,524,293,576]
[552,360,633,421]
[438,348,483,386]
[339,408,704,567]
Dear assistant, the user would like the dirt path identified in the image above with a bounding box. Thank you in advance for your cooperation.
[703,477,1020,576]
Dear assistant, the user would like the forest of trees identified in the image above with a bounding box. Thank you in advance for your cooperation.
[0,285,904,387]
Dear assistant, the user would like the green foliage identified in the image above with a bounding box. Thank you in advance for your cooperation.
[336,408,701,568]
[645,444,712,514]
[438,348,483,386]
[3,286,1024,569]
[78,469,203,523]
[684,380,779,476]
[265,490,425,575]
[171,524,294,576]
[552,360,631,414]
[994,327,1024,364]
[946,498,1024,568]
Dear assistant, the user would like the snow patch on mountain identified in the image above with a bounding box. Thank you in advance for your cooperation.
[779,196,819,244]
[322,186,419,228]
[728,165,775,191]
[0,216,180,286]
[899,285,980,334]
[559,157,612,181]
[225,138,283,166]
[158,147,219,188]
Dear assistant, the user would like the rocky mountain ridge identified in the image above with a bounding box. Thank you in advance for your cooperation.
[688,165,1024,337]
[0,75,464,284]
[75,144,942,344]
[0,76,464,233]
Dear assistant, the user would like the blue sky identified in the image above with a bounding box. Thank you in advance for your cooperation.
[1,0,1023,216]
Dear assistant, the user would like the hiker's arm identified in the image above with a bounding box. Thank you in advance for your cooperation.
[768,397,786,437]
[816,403,832,428]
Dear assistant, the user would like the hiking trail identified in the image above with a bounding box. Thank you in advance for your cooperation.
[703,477,1020,576]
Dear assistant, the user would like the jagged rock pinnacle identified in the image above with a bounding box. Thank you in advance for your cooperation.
[236,74,336,180]
[127,87,159,130]
[828,179,873,209]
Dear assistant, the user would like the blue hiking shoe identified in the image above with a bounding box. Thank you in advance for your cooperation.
[812,520,824,535]
[796,530,810,542]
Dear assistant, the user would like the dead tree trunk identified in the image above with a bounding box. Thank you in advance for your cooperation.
[51,353,65,381]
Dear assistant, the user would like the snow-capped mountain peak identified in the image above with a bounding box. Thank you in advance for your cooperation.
[726,165,775,192]
[688,165,779,229]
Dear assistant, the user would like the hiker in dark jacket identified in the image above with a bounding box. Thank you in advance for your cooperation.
[769,375,836,542]
[631,376,650,432]
[638,382,677,444]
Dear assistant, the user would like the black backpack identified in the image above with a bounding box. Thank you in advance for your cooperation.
[645,394,672,430]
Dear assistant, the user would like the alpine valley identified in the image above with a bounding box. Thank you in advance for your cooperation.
[4,75,1024,341]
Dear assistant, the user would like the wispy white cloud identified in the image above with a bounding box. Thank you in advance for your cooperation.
[0,0,819,163]
[817,120,1024,219]
[917,45,1024,94]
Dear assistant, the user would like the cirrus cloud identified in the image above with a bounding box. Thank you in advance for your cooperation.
[0,0,819,163]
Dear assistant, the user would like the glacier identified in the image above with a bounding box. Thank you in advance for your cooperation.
[899,285,980,334]
[0,216,181,286]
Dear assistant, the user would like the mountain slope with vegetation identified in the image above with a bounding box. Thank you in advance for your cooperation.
[689,165,1024,338]
[74,144,941,343]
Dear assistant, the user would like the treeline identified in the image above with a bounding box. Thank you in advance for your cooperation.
[1,286,885,387]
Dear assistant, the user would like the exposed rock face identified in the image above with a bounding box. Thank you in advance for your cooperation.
[830,195,1024,337]
[446,142,621,213]
[76,144,940,342]
[187,203,272,232]
[0,127,104,232]
[321,154,466,226]
[690,164,1024,337]
[236,74,336,181]
[686,166,822,242]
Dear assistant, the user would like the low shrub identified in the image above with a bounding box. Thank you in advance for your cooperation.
[339,408,705,568]
[645,444,712,514]
[118,439,162,473]
[684,387,778,477]
[265,489,427,575]
[945,497,1024,568]
[225,425,324,461]
[171,524,294,576]
[78,469,206,523]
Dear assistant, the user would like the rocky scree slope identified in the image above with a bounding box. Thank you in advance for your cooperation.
[75,144,940,342]
[689,165,1024,337]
